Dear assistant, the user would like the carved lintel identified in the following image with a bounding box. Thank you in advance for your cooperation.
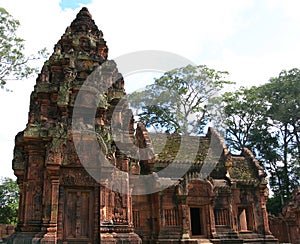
[60,168,96,186]
[47,165,60,179]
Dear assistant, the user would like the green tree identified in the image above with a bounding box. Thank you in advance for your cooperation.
[260,68,300,208]
[222,68,300,215]
[129,64,232,135]
[0,7,47,89]
[0,177,19,224]
[221,86,269,151]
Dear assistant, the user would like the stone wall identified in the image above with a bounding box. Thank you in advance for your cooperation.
[0,225,15,242]
[269,187,300,244]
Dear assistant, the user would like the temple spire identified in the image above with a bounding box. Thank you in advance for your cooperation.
[51,6,108,61]
[69,7,103,37]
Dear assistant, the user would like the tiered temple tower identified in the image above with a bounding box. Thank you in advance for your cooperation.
[9,7,141,243]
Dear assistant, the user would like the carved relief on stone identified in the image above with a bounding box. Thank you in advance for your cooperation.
[62,139,81,166]
[78,36,93,53]
[130,160,141,175]
[28,95,39,125]
[27,166,40,181]
[46,141,65,167]
[27,155,43,180]
[40,99,49,122]
[60,168,96,186]
[51,66,63,83]
[113,191,127,223]
[97,42,108,59]
[240,189,248,204]
[57,67,77,106]
[187,180,213,197]
[39,65,50,83]
[13,147,25,171]
[32,186,43,220]
[46,125,68,166]
[26,181,42,221]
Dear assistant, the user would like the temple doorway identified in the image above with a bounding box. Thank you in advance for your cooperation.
[63,188,94,243]
[190,207,203,236]
[238,207,253,232]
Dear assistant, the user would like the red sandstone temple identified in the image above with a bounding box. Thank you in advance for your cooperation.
[8,7,279,244]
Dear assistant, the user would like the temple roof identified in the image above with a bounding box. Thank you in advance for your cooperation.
[135,124,266,184]
[151,133,210,164]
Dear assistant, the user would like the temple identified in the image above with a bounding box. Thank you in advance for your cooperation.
[131,125,278,243]
[9,7,278,244]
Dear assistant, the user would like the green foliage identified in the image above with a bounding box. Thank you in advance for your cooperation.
[0,7,48,89]
[129,64,232,135]
[222,68,300,214]
[267,195,283,216]
[221,86,269,151]
[0,177,19,224]
[260,68,300,205]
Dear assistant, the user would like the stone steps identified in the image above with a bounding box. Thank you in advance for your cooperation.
[156,239,213,244]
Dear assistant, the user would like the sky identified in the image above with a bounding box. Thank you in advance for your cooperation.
[1,0,300,179]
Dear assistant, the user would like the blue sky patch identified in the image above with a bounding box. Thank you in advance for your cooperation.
[60,0,92,10]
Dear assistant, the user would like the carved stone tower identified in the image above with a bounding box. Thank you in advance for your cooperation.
[9,7,141,243]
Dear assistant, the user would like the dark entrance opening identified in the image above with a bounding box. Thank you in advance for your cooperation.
[190,207,202,235]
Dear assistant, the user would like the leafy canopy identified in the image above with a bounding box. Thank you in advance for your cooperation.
[221,68,300,215]
[129,64,232,135]
[0,7,47,89]
[0,177,19,224]
[221,86,269,151]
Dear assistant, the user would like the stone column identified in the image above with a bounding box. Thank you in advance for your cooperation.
[41,165,60,243]
[128,187,133,225]
[15,180,25,231]
[49,178,60,225]
[24,151,44,230]
[230,188,239,232]
[209,200,217,238]
[259,186,271,235]
[178,196,190,239]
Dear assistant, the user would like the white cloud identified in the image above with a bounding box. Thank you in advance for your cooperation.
[87,0,255,59]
